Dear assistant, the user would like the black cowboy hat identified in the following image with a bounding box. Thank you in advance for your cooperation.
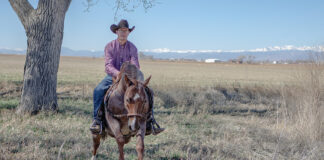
[110,19,135,34]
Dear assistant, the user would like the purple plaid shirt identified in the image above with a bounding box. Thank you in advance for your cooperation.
[104,39,140,77]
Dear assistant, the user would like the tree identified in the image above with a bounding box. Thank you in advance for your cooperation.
[246,55,256,64]
[9,0,72,114]
[138,51,153,60]
[236,55,246,64]
[9,0,154,115]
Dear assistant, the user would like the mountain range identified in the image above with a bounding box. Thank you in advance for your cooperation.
[0,45,323,62]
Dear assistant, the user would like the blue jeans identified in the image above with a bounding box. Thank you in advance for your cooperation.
[93,75,113,120]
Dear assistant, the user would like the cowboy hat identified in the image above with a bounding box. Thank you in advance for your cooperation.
[110,19,135,34]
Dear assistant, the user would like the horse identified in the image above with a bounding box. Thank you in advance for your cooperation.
[91,62,152,160]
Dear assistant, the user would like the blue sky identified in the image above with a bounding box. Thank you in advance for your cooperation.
[1,0,324,51]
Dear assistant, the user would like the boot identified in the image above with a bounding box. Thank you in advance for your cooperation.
[90,102,105,134]
[150,114,165,135]
[90,119,102,134]
[144,86,165,135]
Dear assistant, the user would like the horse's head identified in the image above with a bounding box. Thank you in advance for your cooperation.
[124,74,151,132]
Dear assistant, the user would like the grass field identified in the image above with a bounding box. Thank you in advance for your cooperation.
[0,54,323,159]
[0,54,312,86]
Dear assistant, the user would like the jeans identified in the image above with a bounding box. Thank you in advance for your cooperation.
[93,75,113,121]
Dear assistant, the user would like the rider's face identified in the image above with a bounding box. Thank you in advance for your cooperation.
[117,28,130,41]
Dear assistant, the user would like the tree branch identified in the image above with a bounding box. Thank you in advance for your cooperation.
[83,0,99,12]
[8,0,34,29]
[112,0,155,21]
[57,0,72,13]
[84,0,155,21]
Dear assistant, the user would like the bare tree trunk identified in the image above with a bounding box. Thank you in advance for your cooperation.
[9,0,71,114]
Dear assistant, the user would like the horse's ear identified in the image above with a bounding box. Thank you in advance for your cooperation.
[124,74,131,87]
[129,77,138,86]
[124,74,138,87]
[143,75,152,86]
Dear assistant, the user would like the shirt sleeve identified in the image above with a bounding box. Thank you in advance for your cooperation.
[130,47,140,69]
[105,44,119,77]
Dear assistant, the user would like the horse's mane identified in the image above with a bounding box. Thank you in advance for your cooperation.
[115,62,144,83]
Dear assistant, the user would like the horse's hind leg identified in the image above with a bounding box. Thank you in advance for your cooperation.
[91,134,101,160]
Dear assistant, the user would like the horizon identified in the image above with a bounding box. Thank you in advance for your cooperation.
[1,44,323,53]
[1,44,322,62]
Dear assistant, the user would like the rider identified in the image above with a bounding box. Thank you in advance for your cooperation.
[90,19,164,135]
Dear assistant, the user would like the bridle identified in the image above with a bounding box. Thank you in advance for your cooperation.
[107,97,150,120]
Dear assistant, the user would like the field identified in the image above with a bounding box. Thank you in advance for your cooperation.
[0,54,323,159]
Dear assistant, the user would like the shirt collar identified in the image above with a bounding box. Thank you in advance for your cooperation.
[116,39,128,49]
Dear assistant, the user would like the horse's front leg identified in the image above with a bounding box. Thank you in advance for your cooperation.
[136,122,146,160]
[117,139,125,160]
[91,134,101,160]
[105,112,125,160]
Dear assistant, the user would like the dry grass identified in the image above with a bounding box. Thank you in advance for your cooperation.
[0,54,313,86]
[280,60,324,146]
[0,54,323,159]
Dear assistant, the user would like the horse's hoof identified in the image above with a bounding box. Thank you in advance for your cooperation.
[91,155,96,160]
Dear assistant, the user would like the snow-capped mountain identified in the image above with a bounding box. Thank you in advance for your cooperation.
[142,45,324,53]
[142,45,323,61]
[1,45,323,61]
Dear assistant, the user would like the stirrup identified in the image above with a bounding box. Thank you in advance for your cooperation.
[151,118,164,135]
[151,117,161,128]
[90,120,103,134]
[152,124,165,135]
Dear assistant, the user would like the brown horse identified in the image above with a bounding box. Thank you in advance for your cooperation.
[91,62,152,160]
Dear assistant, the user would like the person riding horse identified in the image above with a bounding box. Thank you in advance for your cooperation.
[90,19,164,135]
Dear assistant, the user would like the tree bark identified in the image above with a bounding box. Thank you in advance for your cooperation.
[9,0,71,114]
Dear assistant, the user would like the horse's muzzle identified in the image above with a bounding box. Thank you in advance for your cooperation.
[128,117,139,131]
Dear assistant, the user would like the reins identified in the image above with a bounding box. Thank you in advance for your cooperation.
[106,101,150,120]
